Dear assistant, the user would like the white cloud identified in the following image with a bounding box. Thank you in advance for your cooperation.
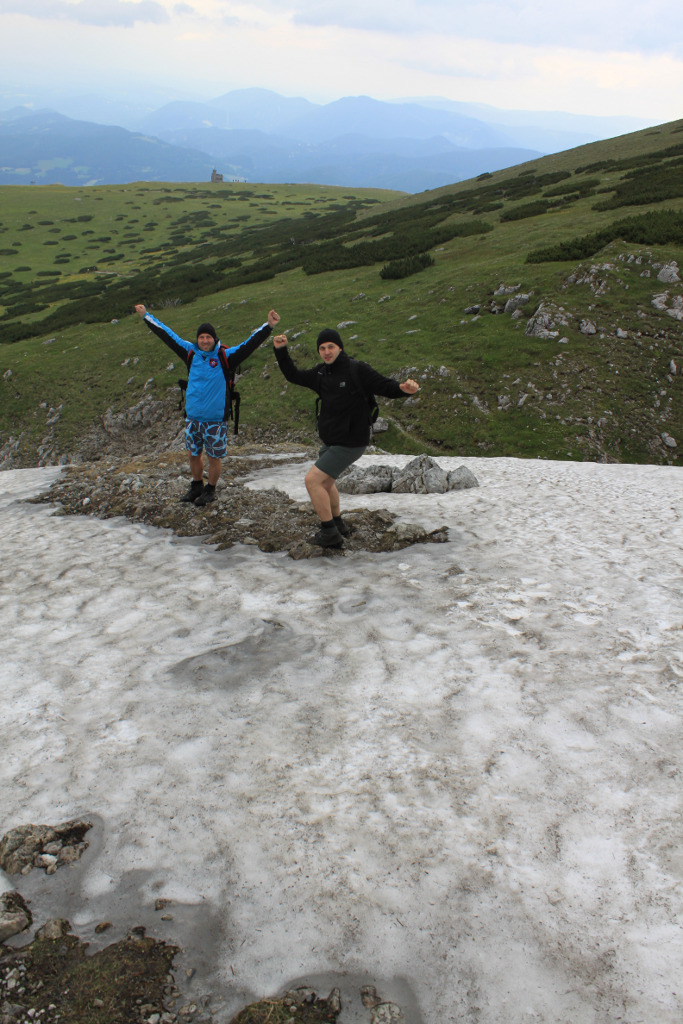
[0,0,169,26]
[285,0,683,58]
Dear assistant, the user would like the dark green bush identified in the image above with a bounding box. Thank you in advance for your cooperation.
[380,252,434,279]
[592,159,683,210]
[500,201,549,222]
[526,208,683,262]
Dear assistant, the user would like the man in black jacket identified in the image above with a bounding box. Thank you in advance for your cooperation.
[274,328,419,547]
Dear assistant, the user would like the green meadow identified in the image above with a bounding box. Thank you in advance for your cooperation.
[1,120,683,467]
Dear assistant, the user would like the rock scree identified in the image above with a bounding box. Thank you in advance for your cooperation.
[29,451,450,559]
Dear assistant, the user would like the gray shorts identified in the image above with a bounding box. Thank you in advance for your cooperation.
[315,444,366,479]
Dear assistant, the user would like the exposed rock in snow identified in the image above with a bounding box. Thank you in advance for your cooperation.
[0,819,92,876]
[338,455,479,495]
[0,890,32,943]
[657,262,680,283]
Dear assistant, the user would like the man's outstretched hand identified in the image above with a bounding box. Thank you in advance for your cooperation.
[272,334,288,348]
[267,309,281,328]
[134,304,146,318]
[400,379,420,394]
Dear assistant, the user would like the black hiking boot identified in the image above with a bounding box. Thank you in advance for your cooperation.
[333,515,350,537]
[310,524,344,548]
[194,484,216,507]
[179,479,204,503]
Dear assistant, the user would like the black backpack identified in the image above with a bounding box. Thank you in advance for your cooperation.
[177,345,242,435]
[314,358,379,428]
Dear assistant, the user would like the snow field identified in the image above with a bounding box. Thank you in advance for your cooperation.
[1,456,683,1023]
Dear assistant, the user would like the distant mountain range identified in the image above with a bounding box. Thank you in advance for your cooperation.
[0,88,657,192]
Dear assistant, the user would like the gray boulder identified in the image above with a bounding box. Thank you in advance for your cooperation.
[393,455,449,494]
[337,464,393,494]
[372,417,389,434]
[337,456,479,495]
[504,293,530,313]
[447,465,479,490]
[657,262,680,283]
[0,891,32,943]
[579,319,597,335]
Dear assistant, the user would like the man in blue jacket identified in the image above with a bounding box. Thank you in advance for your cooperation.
[135,303,280,506]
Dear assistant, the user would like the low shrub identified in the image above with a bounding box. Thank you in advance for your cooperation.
[380,252,435,279]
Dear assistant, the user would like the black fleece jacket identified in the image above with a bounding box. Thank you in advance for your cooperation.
[274,346,404,447]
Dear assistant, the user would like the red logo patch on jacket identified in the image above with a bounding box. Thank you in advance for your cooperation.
[209,358,219,368]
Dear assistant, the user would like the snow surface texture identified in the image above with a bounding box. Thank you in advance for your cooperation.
[2,456,683,1023]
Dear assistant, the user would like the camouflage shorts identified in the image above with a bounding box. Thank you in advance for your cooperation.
[184,420,228,458]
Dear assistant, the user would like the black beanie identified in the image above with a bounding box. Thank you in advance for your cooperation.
[316,328,343,350]
[196,322,218,342]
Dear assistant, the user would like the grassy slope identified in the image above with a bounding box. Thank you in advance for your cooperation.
[1,121,683,467]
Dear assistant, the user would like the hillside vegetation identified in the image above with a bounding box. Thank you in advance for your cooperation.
[1,118,682,469]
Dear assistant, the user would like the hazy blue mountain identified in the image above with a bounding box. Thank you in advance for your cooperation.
[0,112,213,186]
[396,96,654,142]
[157,125,540,192]
[138,88,319,136]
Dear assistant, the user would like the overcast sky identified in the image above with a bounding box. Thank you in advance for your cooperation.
[0,0,680,119]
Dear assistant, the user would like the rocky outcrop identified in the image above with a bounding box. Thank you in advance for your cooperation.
[0,819,92,876]
[657,262,680,283]
[338,455,479,495]
[525,304,559,339]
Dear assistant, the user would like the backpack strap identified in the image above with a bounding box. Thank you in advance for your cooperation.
[314,367,324,424]
[218,345,241,435]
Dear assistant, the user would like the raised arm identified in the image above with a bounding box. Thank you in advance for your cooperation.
[134,304,193,364]
[221,309,280,371]
[356,361,420,398]
[273,335,322,391]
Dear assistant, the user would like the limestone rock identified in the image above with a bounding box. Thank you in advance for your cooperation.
[338,464,393,494]
[525,304,559,339]
[35,918,71,940]
[662,432,677,448]
[340,456,478,496]
[651,292,669,311]
[670,359,677,375]
[579,319,597,336]
[371,1004,405,1024]
[616,328,628,339]
[497,394,511,410]
[392,455,449,494]
[463,304,480,314]
[494,283,520,295]
[372,417,389,433]
[657,262,680,283]
[666,296,683,320]
[0,891,32,943]
[0,819,92,875]
[504,293,530,313]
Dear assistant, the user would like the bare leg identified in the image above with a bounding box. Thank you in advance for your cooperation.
[305,466,340,520]
[188,453,204,481]
[206,455,222,486]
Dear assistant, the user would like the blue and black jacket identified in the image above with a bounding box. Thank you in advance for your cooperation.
[144,313,272,423]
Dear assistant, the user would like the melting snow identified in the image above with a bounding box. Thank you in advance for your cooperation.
[1,457,683,1022]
